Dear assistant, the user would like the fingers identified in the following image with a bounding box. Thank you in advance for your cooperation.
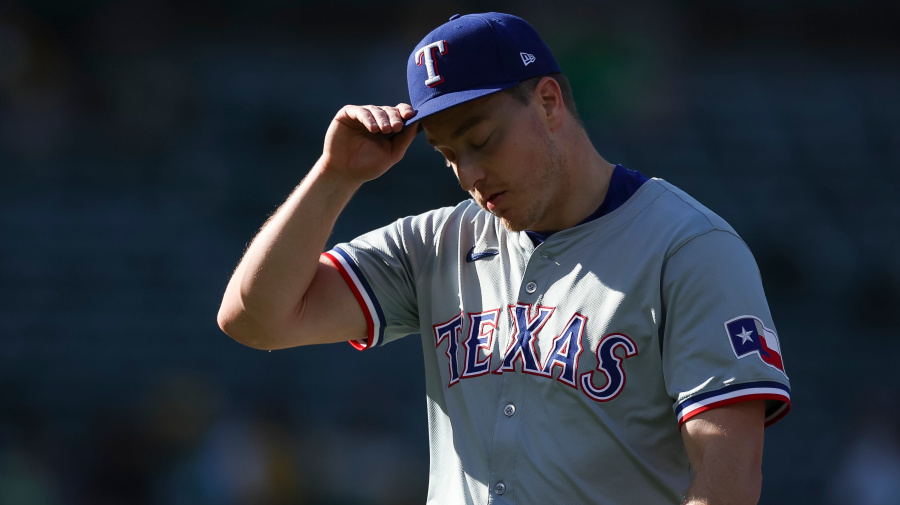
[396,103,416,122]
[388,116,420,157]
[365,106,396,134]
[339,104,417,135]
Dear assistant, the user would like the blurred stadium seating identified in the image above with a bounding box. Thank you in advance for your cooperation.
[1,1,898,503]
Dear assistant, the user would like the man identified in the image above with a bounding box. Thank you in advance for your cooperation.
[218,12,791,505]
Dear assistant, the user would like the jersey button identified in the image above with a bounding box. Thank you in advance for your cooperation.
[495,482,506,495]
[525,281,537,294]
[504,404,516,417]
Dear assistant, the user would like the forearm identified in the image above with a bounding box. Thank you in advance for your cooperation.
[218,158,361,347]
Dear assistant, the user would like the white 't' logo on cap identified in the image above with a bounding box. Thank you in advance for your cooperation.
[416,40,449,87]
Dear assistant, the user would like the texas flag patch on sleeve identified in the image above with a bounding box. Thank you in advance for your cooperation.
[725,316,787,377]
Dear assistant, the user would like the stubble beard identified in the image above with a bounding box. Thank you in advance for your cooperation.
[498,136,566,233]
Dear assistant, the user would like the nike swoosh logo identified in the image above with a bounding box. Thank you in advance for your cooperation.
[466,246,500,262]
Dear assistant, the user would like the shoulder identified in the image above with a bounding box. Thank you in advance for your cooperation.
[351,199,500,253]
[392,199,490,238]
[636,179,743,255]
[646,179,735,234]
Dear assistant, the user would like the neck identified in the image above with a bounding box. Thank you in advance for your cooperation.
[546,122,615,231]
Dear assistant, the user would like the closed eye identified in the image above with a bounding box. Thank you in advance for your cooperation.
[471,134,492,150]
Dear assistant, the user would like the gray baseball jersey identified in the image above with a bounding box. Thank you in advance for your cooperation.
[322,177,791,505]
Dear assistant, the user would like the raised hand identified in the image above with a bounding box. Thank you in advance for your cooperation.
[320,103,418,183]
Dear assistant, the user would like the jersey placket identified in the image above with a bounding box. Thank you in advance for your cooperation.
[487,244,552,504]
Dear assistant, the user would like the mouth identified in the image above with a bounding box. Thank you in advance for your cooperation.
[484,191,506,211]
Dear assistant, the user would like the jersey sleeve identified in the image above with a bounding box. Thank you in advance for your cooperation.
[660,229,791,428]
[322,208,452,350]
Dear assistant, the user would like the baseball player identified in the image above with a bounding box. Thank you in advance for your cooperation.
[218,12,791,505]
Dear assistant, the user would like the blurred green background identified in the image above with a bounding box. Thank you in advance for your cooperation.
[2,0,899,504]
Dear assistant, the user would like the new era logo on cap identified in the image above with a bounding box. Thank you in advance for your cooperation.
[405,12,561,125]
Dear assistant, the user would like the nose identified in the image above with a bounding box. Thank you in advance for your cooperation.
[454,158,486,192]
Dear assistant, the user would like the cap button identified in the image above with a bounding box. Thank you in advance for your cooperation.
[449,14,461,21]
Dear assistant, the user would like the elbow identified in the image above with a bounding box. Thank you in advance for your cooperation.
[217,299,279,351]
[217,295,312,351]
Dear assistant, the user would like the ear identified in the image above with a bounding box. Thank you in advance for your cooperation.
[533,76,565,131]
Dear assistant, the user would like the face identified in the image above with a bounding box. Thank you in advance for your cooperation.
[421,91,568,232]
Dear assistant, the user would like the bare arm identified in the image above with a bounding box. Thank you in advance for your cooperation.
[217,104,418,350]
[681,400,766,505]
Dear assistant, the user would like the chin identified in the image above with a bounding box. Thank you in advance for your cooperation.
[500,218,520,232]
[499,216,531,233]
[485,204,538,233]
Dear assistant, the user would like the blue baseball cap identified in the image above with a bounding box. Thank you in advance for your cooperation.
[405,12,560,125]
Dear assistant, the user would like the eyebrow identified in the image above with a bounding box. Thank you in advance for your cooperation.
[426,114,489,146]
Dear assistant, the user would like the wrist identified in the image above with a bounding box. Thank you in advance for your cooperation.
[310,156,368,192]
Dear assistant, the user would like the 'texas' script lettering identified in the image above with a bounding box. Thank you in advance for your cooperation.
[432,303,638,402]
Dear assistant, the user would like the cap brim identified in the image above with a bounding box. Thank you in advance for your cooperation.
[403,81,519,126]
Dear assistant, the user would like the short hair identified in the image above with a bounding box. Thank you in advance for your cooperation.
[504,73,582,125]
